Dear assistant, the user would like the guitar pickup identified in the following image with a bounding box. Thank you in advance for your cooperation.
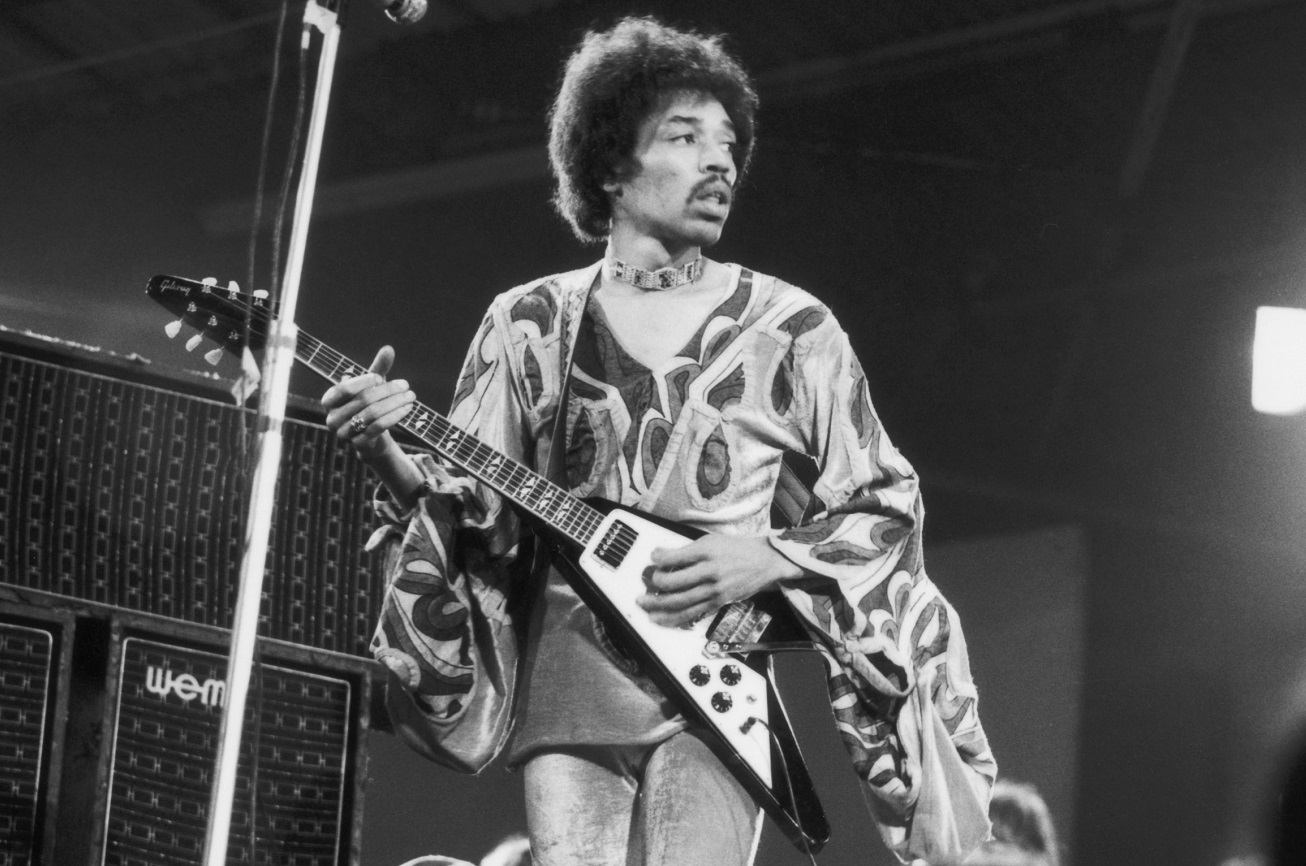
[593,519,637,568]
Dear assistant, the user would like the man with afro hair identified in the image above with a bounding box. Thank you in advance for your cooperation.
[325,15,995,866]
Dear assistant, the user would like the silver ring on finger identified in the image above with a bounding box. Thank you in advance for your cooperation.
[350,415,368,436]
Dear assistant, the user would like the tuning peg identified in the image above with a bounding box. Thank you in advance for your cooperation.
[204,347,225,366]
[164,319,183,339]
[226,280,240,299]
[185,333,203,352]
[202,277,218,285]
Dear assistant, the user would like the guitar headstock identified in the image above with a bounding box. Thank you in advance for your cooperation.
[146,274,279,366]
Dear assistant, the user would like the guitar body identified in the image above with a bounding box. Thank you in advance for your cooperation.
[548,498,830,852]
[145,273,830,853]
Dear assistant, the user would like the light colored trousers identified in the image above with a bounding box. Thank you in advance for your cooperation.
[523,730,763,866]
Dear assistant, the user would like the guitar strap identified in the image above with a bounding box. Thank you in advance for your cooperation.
[543,271,597,492]
[771,450,823,530]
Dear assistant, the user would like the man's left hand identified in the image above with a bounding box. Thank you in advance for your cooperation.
[637,535,804,628]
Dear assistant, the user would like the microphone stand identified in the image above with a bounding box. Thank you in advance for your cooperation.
[202,1,343,862]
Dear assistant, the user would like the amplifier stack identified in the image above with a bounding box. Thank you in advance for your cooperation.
[0,328,385,866]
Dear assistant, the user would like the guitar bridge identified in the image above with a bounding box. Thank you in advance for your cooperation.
[707,601,772,648]
[594,519,637,568]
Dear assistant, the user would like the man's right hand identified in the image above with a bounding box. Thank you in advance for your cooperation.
[321,345,416,461]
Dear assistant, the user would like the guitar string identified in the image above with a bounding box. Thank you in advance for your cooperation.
[197,287,635,548]
[255,305,608,543]
[195,284,825,853]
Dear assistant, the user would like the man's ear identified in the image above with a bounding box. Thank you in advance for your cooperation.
[603,159,632,198]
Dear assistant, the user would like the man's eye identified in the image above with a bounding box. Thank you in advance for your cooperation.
[675,133,696,144]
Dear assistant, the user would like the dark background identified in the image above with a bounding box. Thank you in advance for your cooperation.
[3,1,1306,864]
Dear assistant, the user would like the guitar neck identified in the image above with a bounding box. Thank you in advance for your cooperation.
[295,331,602,549]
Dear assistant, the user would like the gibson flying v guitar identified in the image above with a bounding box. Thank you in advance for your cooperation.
[146,273,830,853]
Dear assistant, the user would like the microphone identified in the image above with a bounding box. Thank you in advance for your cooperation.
[382,0,427,25]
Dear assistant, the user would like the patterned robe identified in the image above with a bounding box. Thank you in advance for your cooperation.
[368,262,997,863]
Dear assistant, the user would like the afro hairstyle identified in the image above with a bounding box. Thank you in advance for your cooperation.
[547,16,758,243]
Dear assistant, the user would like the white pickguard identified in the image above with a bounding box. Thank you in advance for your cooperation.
[578,509,773,788]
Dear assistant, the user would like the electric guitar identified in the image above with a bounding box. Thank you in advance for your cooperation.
[146,274,830,853]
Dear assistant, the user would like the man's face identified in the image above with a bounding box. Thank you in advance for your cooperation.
[607,91,738,250]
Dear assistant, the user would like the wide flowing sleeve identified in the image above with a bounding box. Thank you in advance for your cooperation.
[366,303,536,773]
[769,312,998,864]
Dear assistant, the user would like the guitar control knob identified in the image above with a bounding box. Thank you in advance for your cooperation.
[720,664,742,686]
[711,692,733,713]
[689,665,711,687]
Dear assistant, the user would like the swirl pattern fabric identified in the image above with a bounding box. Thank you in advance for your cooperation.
[368,261,996,861]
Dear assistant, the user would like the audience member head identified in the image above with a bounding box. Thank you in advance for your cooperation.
[965,778,1060,866]
[479,833,531,866]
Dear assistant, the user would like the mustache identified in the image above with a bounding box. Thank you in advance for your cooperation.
[689,177,733,204]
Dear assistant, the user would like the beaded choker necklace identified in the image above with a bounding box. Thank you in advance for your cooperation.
[607,256,704,290]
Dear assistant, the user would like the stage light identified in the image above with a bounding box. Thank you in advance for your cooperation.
[1252,306,1306,415]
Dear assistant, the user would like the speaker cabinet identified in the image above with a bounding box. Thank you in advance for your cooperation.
[1,330,383,864]
[0,328,384,657]
[54,614,372,866]
[0,604,74,866]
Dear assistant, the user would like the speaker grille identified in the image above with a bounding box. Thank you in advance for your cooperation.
[105,637,353,866]
[0,346,383,656]
[0,622,55,866]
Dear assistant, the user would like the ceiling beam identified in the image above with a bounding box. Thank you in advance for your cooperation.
[1118,0,1204,198]
[200,144,549,235]
[197,0,1294,227]
[757,0,1286,101]
[0,10,282,90]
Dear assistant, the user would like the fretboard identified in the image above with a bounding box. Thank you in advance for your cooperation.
[298,332,604,548]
